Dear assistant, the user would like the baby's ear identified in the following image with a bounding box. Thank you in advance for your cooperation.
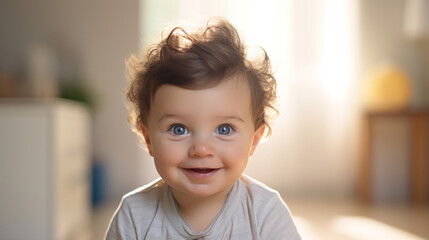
[249,125,265,156]
[141,124,154,156]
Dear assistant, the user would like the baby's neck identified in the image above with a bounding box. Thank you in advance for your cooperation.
[172,189,230,233]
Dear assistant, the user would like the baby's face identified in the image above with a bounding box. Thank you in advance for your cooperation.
[142,77,264,199]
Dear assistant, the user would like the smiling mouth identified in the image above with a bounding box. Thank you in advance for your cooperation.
[183,168,221,178]
[186,168,218,173]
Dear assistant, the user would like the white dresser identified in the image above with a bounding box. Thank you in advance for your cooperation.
[0,99,92,240]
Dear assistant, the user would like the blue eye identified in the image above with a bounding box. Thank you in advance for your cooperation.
[169,125,189,135]
[216,124,233,135]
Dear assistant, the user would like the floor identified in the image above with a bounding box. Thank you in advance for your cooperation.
[287,199,429,240]
[92,199,429,240]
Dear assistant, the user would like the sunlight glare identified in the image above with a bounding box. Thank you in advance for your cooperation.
[321,0,358,102]
[331,216,426,240]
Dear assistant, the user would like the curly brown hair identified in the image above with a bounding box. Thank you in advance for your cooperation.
[126,18,277,142]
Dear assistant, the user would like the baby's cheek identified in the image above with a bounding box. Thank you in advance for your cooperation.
[220,142,250,165]
[154,140,186,165]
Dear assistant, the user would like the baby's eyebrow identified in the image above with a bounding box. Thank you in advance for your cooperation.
[221,116,245,123]
[157,114,180,123]
[156,114,245,123]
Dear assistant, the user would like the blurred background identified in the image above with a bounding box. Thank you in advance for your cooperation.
[1,0,429,239]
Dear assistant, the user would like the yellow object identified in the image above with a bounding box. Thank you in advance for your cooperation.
[364,63,412,111]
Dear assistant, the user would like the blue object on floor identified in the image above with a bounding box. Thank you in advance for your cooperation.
[91,161,106,206]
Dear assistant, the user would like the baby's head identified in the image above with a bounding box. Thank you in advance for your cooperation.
[126,18,278,198]
[126,18,277,142]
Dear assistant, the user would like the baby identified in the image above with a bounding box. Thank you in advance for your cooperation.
[105,18,301,239]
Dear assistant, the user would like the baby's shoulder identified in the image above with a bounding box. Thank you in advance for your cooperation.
[238,177,301,239]
[106,178,166,238]
[240,175,279,198]
[239,175,285,209]
[122,178,165,209]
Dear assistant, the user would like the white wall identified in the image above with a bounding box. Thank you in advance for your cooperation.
[0,0,147,200]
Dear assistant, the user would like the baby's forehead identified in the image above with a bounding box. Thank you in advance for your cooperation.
[151,77,251,107]
[153,74,251,96]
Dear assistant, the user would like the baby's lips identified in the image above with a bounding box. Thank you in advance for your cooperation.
[186,168,218,173]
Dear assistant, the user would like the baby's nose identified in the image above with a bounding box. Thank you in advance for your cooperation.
[188,135,215,158]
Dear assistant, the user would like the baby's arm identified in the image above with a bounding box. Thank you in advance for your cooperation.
[259,193,302,240]
[105,198,137,240]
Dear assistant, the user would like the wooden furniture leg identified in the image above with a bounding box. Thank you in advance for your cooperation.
[410,114,427,205]
[360,114,372,204]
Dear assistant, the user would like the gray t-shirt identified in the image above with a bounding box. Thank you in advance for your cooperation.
[105,175,301,240]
